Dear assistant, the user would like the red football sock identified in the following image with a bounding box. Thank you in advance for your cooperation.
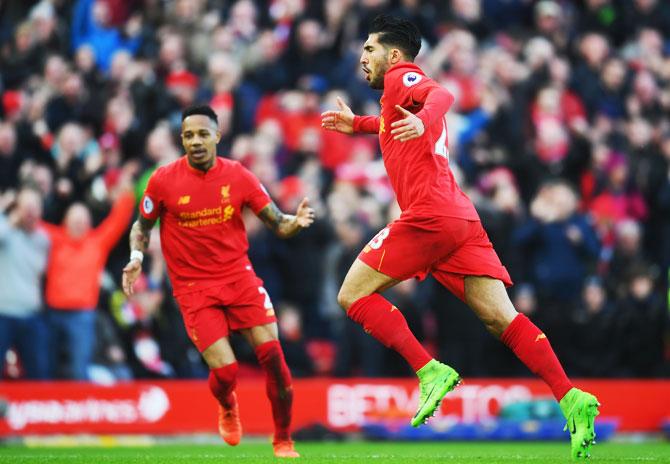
[501,314,573,401]
[208,362,238,408]
[347,294,432,372]
[255,340,293,443]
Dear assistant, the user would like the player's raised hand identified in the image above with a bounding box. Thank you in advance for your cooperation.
[321,97,354,134]
[122,258,142,296]
[391,105,425,142]
[295,197,315,228]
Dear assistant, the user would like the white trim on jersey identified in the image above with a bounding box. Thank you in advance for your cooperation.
[434,115,449,159]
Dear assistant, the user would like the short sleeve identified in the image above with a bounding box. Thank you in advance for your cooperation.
[387,68,423,107]
[139,170,163,221]
[239,165,272,214]
[410,78,451,108]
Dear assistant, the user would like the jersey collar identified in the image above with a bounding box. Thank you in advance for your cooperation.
[183,155,222,177]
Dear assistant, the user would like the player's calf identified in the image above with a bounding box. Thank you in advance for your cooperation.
[208,363,242,445]
[255,340,295,443]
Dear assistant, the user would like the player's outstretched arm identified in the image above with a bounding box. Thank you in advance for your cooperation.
[392,86,454,142]
[321,97,355,134]
[122,215,156,296]
[257,198,315,239]
[391,105,425,142]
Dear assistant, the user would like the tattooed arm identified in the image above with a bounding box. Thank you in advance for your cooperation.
[257,198,315,239]
[122,215,156,295]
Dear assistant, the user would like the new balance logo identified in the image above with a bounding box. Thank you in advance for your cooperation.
[178,195,191,205]
[535,333,547,342]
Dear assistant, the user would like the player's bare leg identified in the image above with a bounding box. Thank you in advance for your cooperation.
[337,258,400,309]
[240,323,299,458]
[202,337,237,367]
[338,259,460,427]
[464,276,600,459]
[203,337,242,446]
[462,276,517,337]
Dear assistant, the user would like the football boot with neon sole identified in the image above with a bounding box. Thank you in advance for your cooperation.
[560,388,600,460]
[411,359,461,427]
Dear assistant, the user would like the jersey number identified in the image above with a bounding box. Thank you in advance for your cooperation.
[369,227,390,250]
[435,115,449,159]
[258,287,273,310]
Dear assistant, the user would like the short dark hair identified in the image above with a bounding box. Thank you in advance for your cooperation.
[181,105,218,125]
[369,15,421,60]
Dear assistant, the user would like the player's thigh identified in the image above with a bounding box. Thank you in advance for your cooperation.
[238,322,279,348]
[431,220,515,336]
[338,258,399,310]
[175,288,231,355]
[432,220,512,298]
[358,219,446,280]
[341,218,458,309]
[202,336,237,368]
[224,274,277,334]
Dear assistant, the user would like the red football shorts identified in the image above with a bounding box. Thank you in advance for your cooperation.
[358,215,512,301]
[174,272,277,352]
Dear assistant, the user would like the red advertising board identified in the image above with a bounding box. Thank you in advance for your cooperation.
[0,379,667,436]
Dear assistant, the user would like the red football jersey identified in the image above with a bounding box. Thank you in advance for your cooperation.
[370,62,479,220]
[140,156,271,295]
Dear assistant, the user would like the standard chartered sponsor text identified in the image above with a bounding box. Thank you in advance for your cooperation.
[178,205,234,227]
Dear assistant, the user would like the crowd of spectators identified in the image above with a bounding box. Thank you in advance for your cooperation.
[0,0,668,382]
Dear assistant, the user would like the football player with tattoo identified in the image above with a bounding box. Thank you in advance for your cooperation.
[123,105,313,458]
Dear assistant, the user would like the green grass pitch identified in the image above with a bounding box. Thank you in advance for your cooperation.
[1,441,669,463]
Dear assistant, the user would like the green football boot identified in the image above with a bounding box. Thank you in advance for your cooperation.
[560,388,601,460]
[411,359,461,427]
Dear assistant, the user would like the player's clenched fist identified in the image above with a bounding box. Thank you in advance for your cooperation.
[391,105,425,142]
[321,97,354,134]
[122,258,142,296]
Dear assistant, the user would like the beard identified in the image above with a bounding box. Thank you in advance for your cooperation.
[369,75,384,89]
[368,61,389,89]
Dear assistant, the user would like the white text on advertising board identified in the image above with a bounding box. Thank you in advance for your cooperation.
[327,383,532,427]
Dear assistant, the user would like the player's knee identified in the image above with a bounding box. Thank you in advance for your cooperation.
[212,361,238,385]
[204,352,230,369]
[482,316,504,338]
[337,286,356,311]
[482,311,516,338]
[202,341,235,369]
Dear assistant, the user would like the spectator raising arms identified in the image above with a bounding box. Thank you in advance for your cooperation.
[0,188,50,379]
[41,172,135,380]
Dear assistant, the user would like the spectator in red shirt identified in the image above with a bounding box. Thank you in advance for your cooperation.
[588,151,648,246]
[41,175,135,379]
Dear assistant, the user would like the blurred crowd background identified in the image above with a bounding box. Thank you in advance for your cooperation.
[0,0,669,383]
